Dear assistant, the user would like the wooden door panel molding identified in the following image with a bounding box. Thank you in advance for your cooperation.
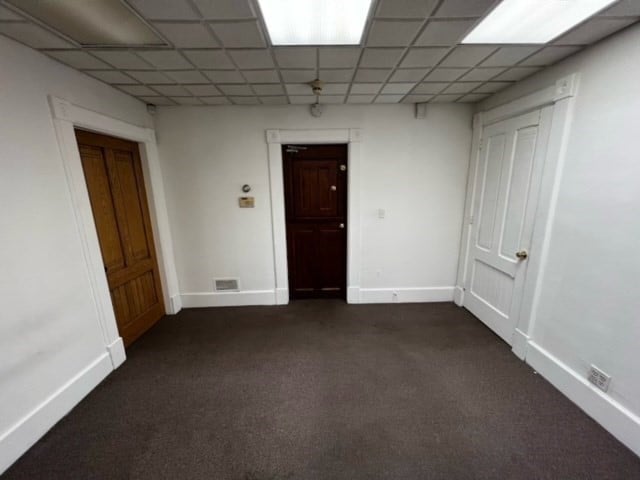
[76,129,165,346]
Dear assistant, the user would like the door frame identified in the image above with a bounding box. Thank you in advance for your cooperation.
[454,73,579,359]
[266,129,362,304]
[48,95,180,367]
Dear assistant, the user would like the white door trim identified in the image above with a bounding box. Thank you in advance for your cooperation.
[266,128,363,304]
[455,73,580,358]
[48,95,181,366]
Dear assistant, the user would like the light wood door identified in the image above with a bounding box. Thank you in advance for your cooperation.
[76,130,164,346]
[463,108,552,344]
[283,144,348,299]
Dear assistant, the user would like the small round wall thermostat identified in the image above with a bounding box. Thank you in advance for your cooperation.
[242,184,251,193]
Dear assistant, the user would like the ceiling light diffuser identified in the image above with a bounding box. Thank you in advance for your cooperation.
[257,0,373,45]
[6,0,164,46]
[463,0,618,44]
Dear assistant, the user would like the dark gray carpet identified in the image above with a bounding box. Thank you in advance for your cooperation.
[4,301,640,479]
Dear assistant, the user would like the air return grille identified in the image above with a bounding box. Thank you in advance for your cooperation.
[214,278,239,292]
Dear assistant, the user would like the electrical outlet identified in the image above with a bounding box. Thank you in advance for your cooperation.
[588,365,611,392]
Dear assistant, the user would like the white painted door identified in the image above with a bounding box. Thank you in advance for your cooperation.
[463,108,552,344]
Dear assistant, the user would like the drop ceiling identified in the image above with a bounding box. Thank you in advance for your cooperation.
[0,0,638,106]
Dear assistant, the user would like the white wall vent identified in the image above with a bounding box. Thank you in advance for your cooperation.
[214,278,240,292]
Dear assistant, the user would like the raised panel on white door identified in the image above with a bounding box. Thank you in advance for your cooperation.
[470,260,514,317]
[477,133,506,250]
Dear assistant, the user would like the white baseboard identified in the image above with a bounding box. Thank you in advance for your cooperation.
[181,290,277,308]
[170,294,183,314]
[275,288,289,305]
[0,353,113,474]
[511,328,530,360]
[106,337,126,368]
[526,341,640,457]
[358,287,454,304]
[453,286,464,306]
[347,286,361,304]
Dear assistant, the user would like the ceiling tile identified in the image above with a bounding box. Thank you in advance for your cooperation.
[185,84,221,96]
[493,67,541,82]
[374,95,405,103]
[322,84,349,94]
[201,96,231,104]
[403,94,433,103]
[354,69,392,82]
[434,0,494,17]
[459,67,504,81]
[415,19,476,46]
[431,94,462,102]
[285,84,311,95]
[289,96,317,104]
[242,70,280,83]
[480,46,540,67]
[126,70,174,83]
[600,0,640,16]
[87,70,136,84]
[46,51,110,69]
[118,85,157,96]
[442,82,481,94]
[137,50,192,69]
[474,82,513,93]
[171,96,204,105]
[165,70,208,83]
[424,68,467,81]
[440,46,497,67]
[413,82,448,94]
[350,83,383,94]
[92,51,152,69]
[458,93,490,102]
[389,69,428,82]
[151,84,191,96]
[519,46,582,66]
[367,20,423,46]
[376,0,439,18]
[210,21,265,48]
[319,69,354,82]
[218,84,253,95]
[183,49,234,69]
[138,96,176,105]
[400,47,449,67]
[347,95,376,104]
[318,95,346,104]
[260,96,288,105]
[230,96,260,104]
[274,47,316,68]
[319,48,361,68]
[153,23,218,48]
[555,18,637,45]
[0,5,22,19]
[204,70,245,83]
[252,84,285,95]
[127,0,199,20]
[193,0,255,19]
[281,70,317,83]
[0,22,73,48]
[360,48,404,68]
[229,49,274,69]
[381,82,415,94]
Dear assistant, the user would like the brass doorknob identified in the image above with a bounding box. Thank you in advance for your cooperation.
[515,250,528,260]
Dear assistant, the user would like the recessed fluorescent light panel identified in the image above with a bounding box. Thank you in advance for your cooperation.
[257,0,373,45]
[463,0,618,44]
[6,0,164,46]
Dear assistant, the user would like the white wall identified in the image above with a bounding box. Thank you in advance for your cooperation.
[155,104,473,305]
[480,23,640,454]
[0,36,152,472]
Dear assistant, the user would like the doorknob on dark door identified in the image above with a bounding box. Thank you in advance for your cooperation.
[330,185,337,191]
[339,223,345,229]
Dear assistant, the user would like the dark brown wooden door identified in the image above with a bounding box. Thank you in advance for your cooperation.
[283,144,347,299]
[76,130,165,346]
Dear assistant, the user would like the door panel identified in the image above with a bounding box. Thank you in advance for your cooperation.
[76,129,164,346]
[284,144,347,299]
[464,108,552,344]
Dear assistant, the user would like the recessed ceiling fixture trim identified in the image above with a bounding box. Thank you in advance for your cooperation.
[463,0,618,44]
[257,0,373,46]
[6,0,165,47]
